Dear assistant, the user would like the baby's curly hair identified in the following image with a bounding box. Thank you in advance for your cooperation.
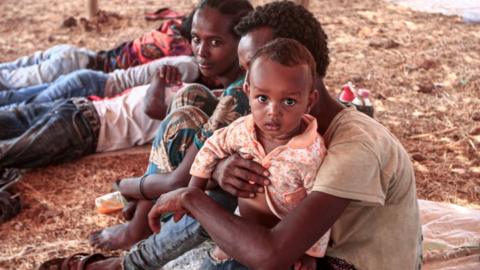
[250,38,317,90]
[235,0,329,78]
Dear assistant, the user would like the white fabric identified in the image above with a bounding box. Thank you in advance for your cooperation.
[93,85,160,152]
[94,56,200,153]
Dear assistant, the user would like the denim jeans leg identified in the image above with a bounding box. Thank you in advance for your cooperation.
[201,252,250,270]
[0,46,96,90]
[29,69,108,103]
[123,215,208,270]
[0,45,75,70]
[0,101,55,140]
[123,188,237,270]
[0,99,96,169]
[0,84,50,107]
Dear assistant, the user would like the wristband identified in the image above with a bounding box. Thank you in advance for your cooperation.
[139,175,152,200]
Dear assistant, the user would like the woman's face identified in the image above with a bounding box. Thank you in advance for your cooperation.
[191,7,240,81]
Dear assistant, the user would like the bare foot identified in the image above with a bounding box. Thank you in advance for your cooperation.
[122,200,138,220]
[85,257,123,270]
[89,223,151,250]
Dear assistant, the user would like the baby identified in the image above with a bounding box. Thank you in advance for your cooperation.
[189,38,329,269]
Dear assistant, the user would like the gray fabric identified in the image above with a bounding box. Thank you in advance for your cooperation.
[0,45,95,90]
[104,56,198,96]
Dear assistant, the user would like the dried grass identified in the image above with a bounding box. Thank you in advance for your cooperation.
[0,0,479,268]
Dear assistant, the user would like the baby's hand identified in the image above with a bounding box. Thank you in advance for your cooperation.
[293,254,317,270]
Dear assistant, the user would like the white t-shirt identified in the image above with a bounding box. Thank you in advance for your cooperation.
[93,85,159,152]
[94,56,199,152]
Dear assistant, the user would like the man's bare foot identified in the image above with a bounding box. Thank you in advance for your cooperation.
[89,223,151,250]
[85,257,123,270]
[122,200,138,220]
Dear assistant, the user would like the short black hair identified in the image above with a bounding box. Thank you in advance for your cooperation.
[183,0,253,40]
[235,0,329,78]
[250,38,316,90]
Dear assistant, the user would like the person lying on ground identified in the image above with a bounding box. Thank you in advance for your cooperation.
[87,0,254,251]
[0,55,194,109]
[0,0,252,180]
[48,2,422,270]
[0,16,191,90]
[187,38,331,269]
[0,56,199,180]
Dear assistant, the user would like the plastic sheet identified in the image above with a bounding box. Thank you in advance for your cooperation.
[387,0,480,23]
[419,200,480,269]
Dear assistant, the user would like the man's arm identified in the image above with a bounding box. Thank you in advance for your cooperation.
[150,187,350,269]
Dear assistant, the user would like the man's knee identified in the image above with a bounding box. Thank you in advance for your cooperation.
[178,83,211,98]
[162,106,209,138]
[171,83,217,114]
[148,106,209,171]
[75,69,107,85]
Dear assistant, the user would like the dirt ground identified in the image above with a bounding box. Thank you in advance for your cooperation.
[0,0,479,269]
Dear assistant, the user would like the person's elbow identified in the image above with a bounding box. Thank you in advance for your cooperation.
[242,241,293,270]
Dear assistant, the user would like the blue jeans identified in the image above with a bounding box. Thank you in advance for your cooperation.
[201,254,249,270]
[201,255,357,270]
[123,189,238,270]
[0,44,96,90]
[0,98,98,169]
[0,69,108,108]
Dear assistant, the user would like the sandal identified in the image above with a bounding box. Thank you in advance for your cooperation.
[38,253,109,270]
[144,8,184,21]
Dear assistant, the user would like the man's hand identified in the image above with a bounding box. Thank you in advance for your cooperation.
[144,65,183,120]
[212,153,271,198]
[148,187,199,233]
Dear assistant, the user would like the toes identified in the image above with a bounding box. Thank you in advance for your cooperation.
[122,201,137,220]
[88,230,104,247]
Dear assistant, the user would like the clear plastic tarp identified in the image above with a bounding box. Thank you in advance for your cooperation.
[387,0,480,23]
[420,200,480,269]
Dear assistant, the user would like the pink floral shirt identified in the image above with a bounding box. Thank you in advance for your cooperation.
[190,114,329,257]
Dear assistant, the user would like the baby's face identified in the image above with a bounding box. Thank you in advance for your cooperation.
[246,57,314,141]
